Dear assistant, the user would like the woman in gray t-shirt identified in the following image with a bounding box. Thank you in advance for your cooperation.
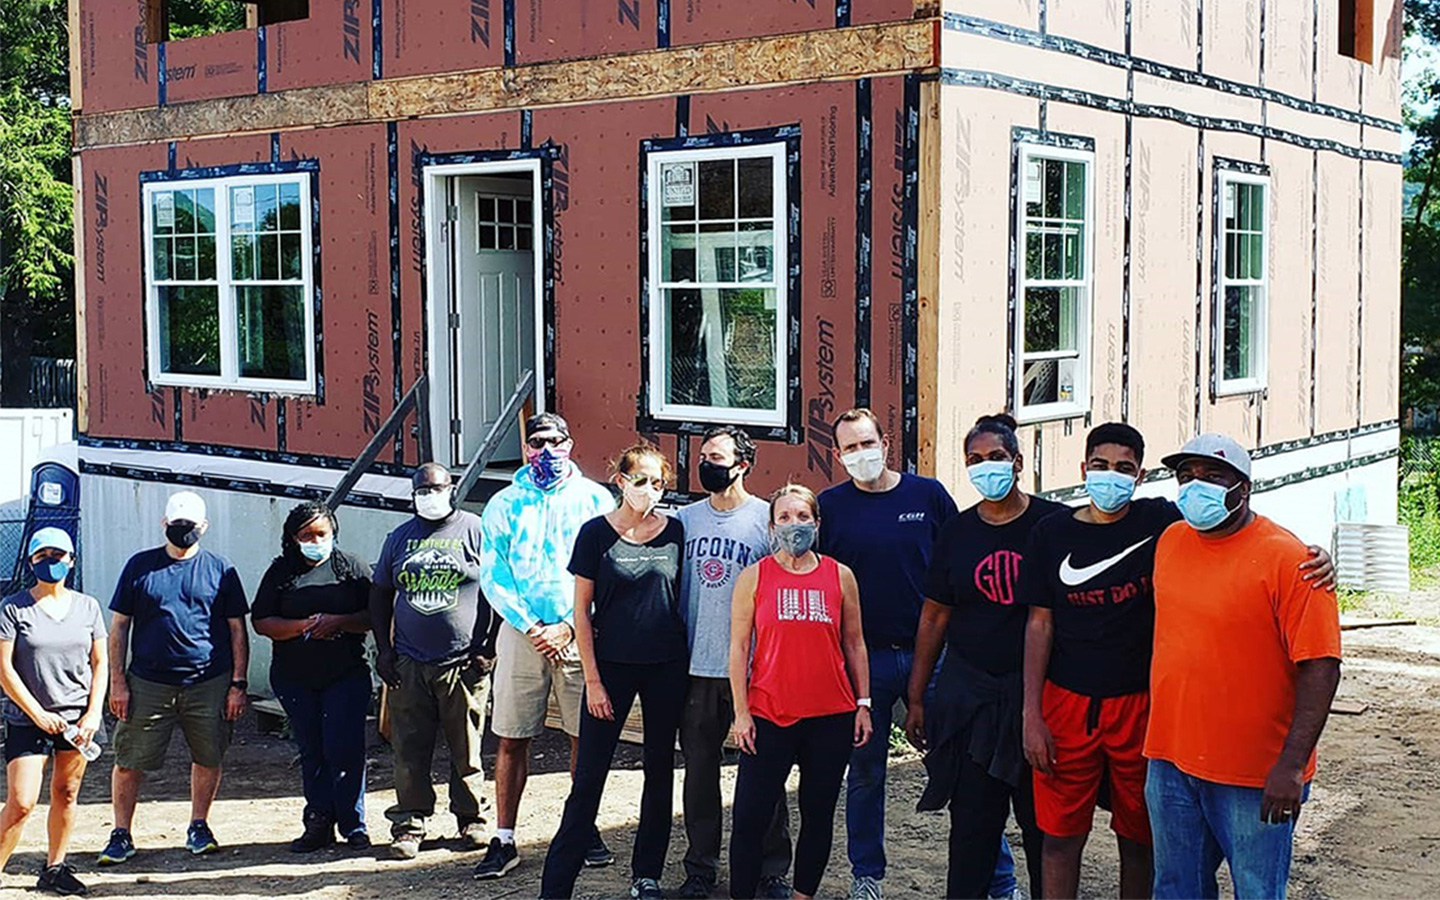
[0,527,108,896]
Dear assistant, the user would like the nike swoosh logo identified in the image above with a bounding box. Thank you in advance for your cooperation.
[1057,537,1154,587]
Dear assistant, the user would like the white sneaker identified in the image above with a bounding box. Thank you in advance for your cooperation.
[850,876,883,900]
[988,888,1027,900]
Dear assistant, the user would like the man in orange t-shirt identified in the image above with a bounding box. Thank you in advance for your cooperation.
[1146,434,1341,900]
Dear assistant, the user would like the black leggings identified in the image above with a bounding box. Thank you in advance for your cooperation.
[946,754,1043,899]
[539,658,688,899]
[729,712,852,899]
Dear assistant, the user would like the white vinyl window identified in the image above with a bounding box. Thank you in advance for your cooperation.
[1216,172,1269,394]
[143,173,315,393]
[1015,144,1093,420]
[646,143,787,427]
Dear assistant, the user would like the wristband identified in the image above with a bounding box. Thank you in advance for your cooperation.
[856,697,872,708]
[230,680,248,691]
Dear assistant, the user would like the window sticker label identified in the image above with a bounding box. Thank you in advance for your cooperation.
[233,186,255,226]
[155,192,174,228]
[662,163,695,207]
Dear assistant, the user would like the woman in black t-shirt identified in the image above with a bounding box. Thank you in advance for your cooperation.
[252,501,374,853]
[903,414,1063,899]
[540,443,687,900]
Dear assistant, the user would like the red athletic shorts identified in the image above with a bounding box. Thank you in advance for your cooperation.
[1032,681,1151,844]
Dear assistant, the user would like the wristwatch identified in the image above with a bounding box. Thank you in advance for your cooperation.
[856,697,873,708]
[230,680,248,691]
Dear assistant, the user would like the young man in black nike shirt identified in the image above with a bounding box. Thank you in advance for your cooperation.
[1019,423,1335,900]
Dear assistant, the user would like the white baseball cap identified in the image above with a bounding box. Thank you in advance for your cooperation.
[164,490,207,524]
[1160,433,1253,480]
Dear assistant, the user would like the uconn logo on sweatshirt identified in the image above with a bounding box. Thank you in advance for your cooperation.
[686,535,758,589]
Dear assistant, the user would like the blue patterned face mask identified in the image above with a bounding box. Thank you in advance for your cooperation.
[1085,470,1137,513]
[530,446,571,490]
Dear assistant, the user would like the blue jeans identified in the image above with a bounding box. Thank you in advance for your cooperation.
[271,670,371,836]
[846,646,1017,895]
[1146,759,1307,900]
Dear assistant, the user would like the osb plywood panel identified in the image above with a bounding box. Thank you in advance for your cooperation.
[1200,0,1261,86]
[514,0,655,65]
[1044,101,1126,427]
[168,134,278,453]
[942,29,1127,97]
[281,125,396,461]
[1264,0,1315,101]
[1125,119,1198,457]
[387,0,506,79]
[1361,162,1402,425]
[162,28,258,106]
[1262,141,1317,444]
[1314,0,1362,113]
[77,84,370,149]
[670,0,833,47]
[945,0,1038,31]
[935,84,1038,494]
[1045,0,1126,53]
[1132,0,1199,72]
[78,143,172,441]
[1313,152,1361,433]
[75,0,154,114]
[267,1,374,93]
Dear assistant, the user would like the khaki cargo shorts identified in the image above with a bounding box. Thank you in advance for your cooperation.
[113,673,232,770]
[490,622,584,739]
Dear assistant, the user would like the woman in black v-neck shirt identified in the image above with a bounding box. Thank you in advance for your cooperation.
[540,443,687,900]
[252,502,374,853]
[903,415,1064,899]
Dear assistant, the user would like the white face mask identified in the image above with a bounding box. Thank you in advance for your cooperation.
[841,447,886,483]
[621,480,663,515]
[414,488,454,521]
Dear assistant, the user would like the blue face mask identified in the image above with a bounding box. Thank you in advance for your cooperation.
[1085,470,1137,514]
[298,537,333,563]
[1176,479,1241,531]
[32,558,70,584]
[967,460,1016,501]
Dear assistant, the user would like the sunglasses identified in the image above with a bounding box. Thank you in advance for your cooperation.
[621,472,666,490]
[526,434,569,450]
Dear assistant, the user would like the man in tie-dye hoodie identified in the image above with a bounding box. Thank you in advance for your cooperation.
[474,412,615,879]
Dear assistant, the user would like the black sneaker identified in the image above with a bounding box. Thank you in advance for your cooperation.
[583,828,615,868]
[96,828,135,865]
[289,818,336,853]
[185,819,219,855]
[675,874,714,899]
[344,830,372,851]
[37,863,88,896]
[472,837,520,879]
[630,878,664,900]
[758,875,793,899]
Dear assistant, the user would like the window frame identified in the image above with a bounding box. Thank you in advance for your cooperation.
[141,172,317,395]
[1213,168,1271,397]
[643,141,790,429]
[1012,141,1095,423]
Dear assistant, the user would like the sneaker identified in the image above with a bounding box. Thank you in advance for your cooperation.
[675,874,714,899]
[988,889,1027,900]
[37,863,88,896]
[389,834,421,860]
[759,875,793,899]
[850,876,883,900]
[96,828,135,866]
[288,818,336,853]
[584,829,615,868]
[459,821,488,850]
[345,830,372,851]
[185,820,219,855]
[630,878,664,900]
[472,837,520,879]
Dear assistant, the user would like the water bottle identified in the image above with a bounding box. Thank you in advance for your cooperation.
[62,724,101,762]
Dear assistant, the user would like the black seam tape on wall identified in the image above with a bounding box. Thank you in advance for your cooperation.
[387,122,402,465]
[1194,130,1205,435]
[675,96,689,138]
[79,460,415,513]
[1207,158,1221,403]
[941,69,1400,164]
[855,78,872,408]
[1215,157,1270,176]
[542,147,558,411]
[1357,158,1365,426]
[157,42,167,108]
[1309,149,1319,435]
[1005,131,1020,413]
[173,388,182,441]
[140,159,319,182]
[257,26,267,94]
[943,13,1402,134]
[901,74,920,474]
[372,0,383,80]
[309,168,325,405]
[521,110,532,149]
[658,0,671,48]
[503,0,516,66]
[79,434,414,478]
[276,398,287,451]
[1197,0,1205,73]
[1122,114,1132,420]
[675,431,690,493]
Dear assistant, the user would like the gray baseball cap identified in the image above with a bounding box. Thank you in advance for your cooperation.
[1160,433,1253,480]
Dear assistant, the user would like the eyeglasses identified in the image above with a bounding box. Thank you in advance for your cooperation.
[413,484,452,496]
[526,434,569,450]
[621,472,666,490]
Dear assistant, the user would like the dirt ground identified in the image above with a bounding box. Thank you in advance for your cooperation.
[3,587,1439,899]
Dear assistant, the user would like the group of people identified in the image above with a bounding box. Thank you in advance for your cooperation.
[0,407,1342,900]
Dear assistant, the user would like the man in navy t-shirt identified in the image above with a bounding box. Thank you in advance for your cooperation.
[817,409,1017,900]
[100,490,249,866]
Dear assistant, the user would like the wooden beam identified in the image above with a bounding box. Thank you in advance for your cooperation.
[74,20,939,150]
[916,78,941,477]
[71,153,89,434]
[67,0,83,112]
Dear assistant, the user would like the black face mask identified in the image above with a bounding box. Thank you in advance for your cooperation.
[166,522,202,549]
[697,460,739,494]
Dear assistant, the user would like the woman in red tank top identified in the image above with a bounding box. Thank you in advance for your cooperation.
[727,484,872,900]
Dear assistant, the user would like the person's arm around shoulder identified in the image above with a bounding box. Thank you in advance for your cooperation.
[837,562,873,749]
[77,597,109,746]
[0,603,66,734]
[728,562,761,754]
